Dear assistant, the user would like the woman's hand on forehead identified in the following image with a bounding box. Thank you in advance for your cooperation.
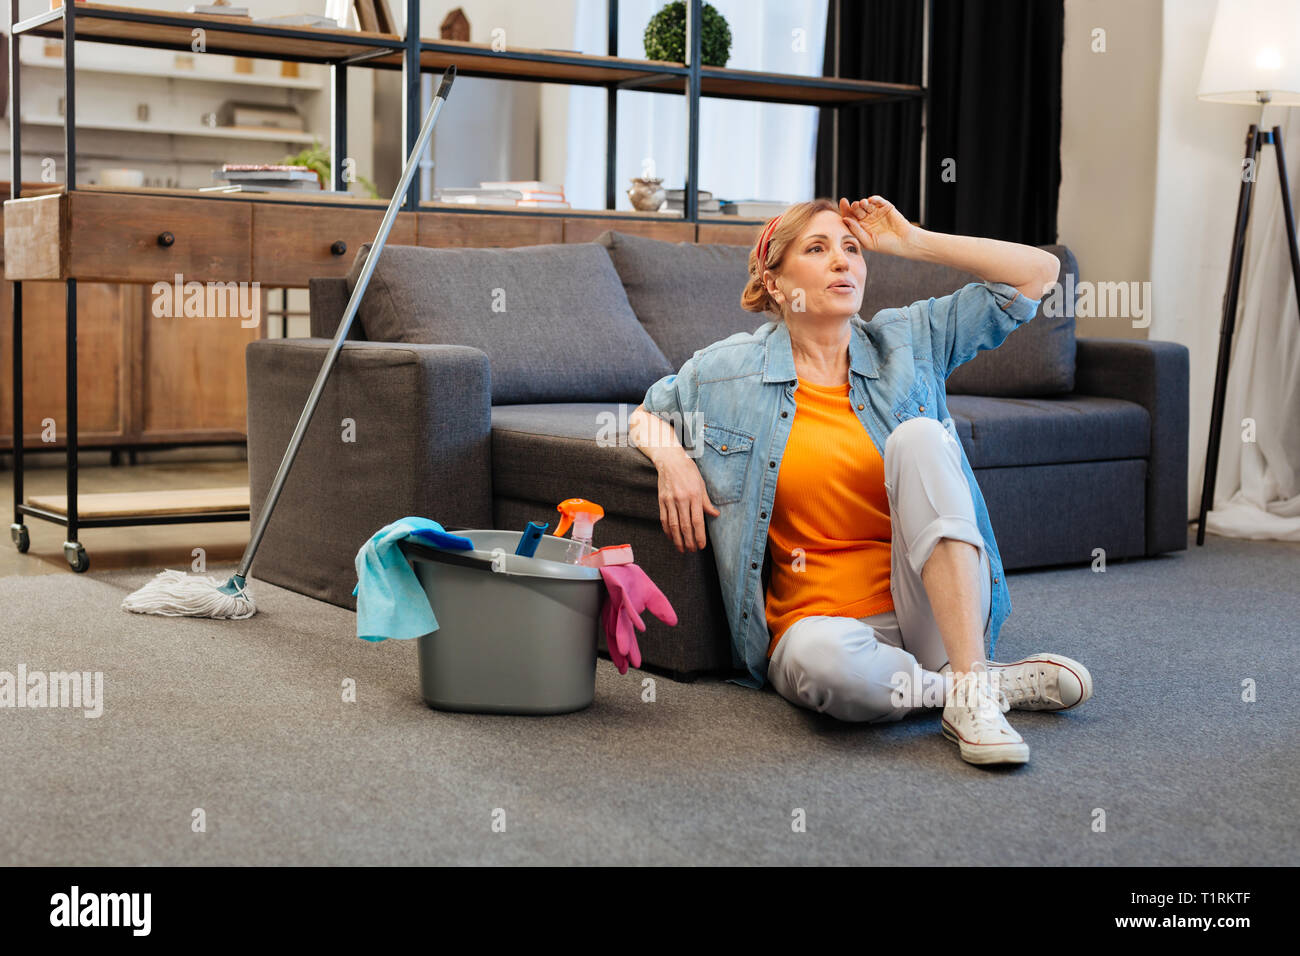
[838,196,915,257]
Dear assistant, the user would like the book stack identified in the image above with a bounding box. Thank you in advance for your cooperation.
[483,181,569,209]
[431,181,571,209]
[178,1,400,34]
[431,187,524,206]
[664,188,719,213]
[719,199,790,218]
[206,164,323,192]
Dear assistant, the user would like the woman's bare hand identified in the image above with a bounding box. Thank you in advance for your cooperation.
[839,195,915,257]
[656,452,721,553]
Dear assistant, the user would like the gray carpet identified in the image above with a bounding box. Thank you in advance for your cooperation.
[2,528,1297,866]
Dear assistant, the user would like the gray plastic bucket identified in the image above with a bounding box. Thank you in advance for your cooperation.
[399,530,603,715]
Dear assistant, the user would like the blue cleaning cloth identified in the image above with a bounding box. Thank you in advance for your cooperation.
[352,517,475,642]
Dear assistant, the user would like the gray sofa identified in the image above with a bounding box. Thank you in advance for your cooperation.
[245,230,1188,681]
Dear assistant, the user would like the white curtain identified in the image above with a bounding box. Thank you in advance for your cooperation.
[567,0,829,213]
[1204,107,1300,540]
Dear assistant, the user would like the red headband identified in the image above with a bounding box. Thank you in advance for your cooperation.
[757,214,783,265]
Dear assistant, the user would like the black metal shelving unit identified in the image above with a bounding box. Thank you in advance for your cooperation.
[5,0,928,571]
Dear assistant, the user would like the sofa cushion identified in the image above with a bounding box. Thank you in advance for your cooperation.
[861,244,1079,396]
[490,402,658,515]
[491,395,1150,507]
[595,230,767,368]
[945,393,1149,468]
[344,242,675,404]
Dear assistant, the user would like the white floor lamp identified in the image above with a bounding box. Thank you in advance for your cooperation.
[1195,0,1300,545]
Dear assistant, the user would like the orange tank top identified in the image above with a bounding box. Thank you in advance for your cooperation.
[764,376,894,659]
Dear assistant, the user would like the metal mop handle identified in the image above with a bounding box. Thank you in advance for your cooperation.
[231,66,457,585]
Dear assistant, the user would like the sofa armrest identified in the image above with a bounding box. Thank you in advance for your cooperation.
[245,338,493,609]
[1073,337,1189,555]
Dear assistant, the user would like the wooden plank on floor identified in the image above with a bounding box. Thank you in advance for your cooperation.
[28,486,250,517]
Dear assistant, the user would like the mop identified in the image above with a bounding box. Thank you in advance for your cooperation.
[122,67,457,619]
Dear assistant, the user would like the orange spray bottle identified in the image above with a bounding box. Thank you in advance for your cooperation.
[554,498,605,564]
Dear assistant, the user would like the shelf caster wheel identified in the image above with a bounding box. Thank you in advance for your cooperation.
[10,524,29,553]
[63,541,89,573]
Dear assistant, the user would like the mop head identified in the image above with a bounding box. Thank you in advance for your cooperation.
[121,569,256,620]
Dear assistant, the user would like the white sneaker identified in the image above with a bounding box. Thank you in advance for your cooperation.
[941,668,1029,766]
[987,653,1093,712]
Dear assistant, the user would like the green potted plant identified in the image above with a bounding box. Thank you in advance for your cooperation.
[643,1,732,66]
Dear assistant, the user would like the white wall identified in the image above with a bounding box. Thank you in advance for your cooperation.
[1058,0,1163,341]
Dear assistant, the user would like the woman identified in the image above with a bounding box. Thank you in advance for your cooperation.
[627,196,1093,768]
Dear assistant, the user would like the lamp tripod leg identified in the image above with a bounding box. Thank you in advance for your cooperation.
[1269,125,1300,328]
[1197,125,1259,546]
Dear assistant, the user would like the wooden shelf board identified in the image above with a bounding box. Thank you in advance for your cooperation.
[408,43,920,105]
[28,486,250,518]
[696,66,922,105]
[10,183,392,206]
[17,3,400,63]
[401,40,680,85]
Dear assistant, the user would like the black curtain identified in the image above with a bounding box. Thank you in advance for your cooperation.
[816,0,1063,244]
[815,1,924,224]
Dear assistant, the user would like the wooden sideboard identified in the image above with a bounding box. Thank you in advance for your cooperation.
[0,280,263,450]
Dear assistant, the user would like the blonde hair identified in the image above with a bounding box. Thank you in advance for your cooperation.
[740,197,844,319]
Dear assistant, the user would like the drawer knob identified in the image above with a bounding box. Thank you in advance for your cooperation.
[330,240,347,256]
[156,231,175,247]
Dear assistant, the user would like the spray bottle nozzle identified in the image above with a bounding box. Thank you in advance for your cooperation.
[554,497,605,539]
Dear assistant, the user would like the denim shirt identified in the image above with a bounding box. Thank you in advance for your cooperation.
[640,280,1042,689]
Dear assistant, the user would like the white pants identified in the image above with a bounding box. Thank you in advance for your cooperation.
[767,417,992,723]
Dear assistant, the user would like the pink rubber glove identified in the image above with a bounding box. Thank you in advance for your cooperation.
[600,595,635,674]
[598,563,677,674]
